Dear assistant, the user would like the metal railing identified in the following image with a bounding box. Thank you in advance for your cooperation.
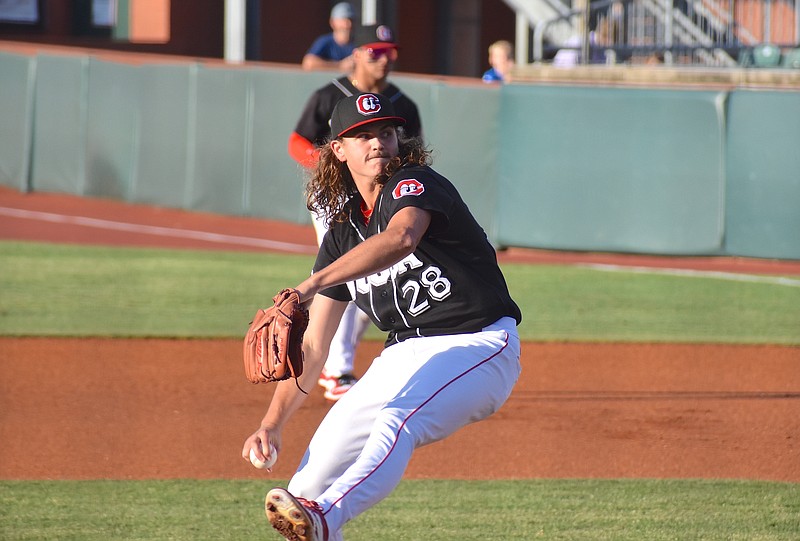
[528,0,800,66]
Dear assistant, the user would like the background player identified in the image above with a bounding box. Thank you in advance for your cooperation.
[288,23,423,401]
[243,93,521,541]
[302,2,356,72]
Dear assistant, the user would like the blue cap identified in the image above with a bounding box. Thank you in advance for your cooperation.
[331,2,355,20]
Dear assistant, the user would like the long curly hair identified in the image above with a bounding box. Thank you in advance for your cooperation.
[306,131,431,229]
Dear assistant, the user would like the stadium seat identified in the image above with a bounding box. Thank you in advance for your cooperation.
[752,44,782,67]
[781,48,800,69]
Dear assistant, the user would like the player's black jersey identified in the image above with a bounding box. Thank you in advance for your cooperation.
[294,77,422,146]
[313,165,522,346]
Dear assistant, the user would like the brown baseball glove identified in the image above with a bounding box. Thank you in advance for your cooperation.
[243,288,309,391]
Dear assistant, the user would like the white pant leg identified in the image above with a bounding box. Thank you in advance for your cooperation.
[311,209,370,377]
[289,318,521,538]
[287,377,378,500]
[324,302,370,376]
[310,208,328,247]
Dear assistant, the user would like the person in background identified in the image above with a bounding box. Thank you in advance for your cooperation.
[644,51,665,65]
[482,40,515,83]
[553,14,620,66]
[302,2,356,72]
[289,24,423,401]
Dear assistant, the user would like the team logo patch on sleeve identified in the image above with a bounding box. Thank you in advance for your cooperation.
[393,179,425,199]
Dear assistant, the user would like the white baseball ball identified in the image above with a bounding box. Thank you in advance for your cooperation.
[249,442,277,470]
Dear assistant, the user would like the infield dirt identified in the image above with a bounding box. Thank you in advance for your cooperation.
[1,187,798,482]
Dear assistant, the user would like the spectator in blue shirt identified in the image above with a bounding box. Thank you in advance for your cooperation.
[482,40,515,83]
[302,2,356,72]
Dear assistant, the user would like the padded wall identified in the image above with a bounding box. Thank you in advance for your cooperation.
[133,64,193,208]
[0,52,34,191]
[3,48,798,260]
[30,55,88,194]
[247,69,334,224]
[496,85,727,255]
[725,90,800,260]
[84,58,140,199]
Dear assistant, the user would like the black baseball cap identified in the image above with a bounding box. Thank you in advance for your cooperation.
[330,93,406,138]
[353,24,397,49]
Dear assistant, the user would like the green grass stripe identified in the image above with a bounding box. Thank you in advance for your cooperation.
[1,479,797,540]
[1,241,798,344]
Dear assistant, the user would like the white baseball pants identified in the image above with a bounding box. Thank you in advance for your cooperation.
[287,317,521,540]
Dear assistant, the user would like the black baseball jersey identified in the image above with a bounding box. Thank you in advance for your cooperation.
[313,165,522,346]
[294,76,422,146]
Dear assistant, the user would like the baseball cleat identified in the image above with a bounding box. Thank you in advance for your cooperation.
[265,488,329,541]
[317,370,358,401]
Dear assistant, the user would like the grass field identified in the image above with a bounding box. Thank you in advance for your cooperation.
[1,240,798,540]
[1,479,798,540]
[1,241,798,343]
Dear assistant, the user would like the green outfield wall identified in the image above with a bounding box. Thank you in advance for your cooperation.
[497,85,728,255]
[0,52,35,191]
[0,49,797,260]
[724,90,800,260]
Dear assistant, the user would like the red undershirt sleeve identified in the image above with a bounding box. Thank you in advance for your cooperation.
[288,132,320,168]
